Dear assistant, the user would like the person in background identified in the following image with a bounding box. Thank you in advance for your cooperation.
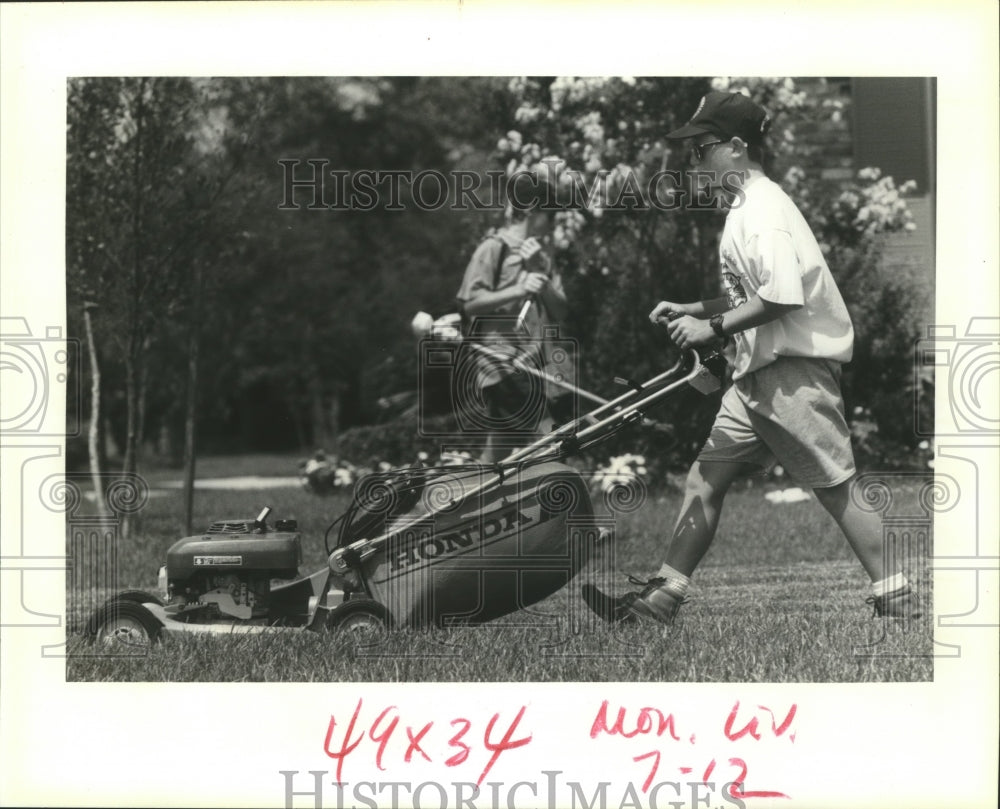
[455,168,572,463]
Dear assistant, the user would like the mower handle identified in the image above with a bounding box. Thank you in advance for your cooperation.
[326,347,722,577]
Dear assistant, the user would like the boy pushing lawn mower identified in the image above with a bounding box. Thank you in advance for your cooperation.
[583,91,920,626]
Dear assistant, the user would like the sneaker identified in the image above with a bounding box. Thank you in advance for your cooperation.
[581,576,686,626]
[865,585,922,619]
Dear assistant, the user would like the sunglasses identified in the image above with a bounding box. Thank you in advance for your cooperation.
[691,139,727,162]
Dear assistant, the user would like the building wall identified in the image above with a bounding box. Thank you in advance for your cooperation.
[791,77,936,326]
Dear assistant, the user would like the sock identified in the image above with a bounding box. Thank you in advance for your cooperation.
[655,563,690,597]
[871,573,908,598]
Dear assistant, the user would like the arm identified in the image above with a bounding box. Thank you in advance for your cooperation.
[464,250,566,319]
[650,296,730,322]
[457,238,522,317]
[666,294,800,350]
[461,282,530,316]
[536,271,568,321]
[663,224,807,347]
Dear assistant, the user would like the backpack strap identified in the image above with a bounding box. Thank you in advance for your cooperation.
[487,233,511,289]
[458,234,513,337]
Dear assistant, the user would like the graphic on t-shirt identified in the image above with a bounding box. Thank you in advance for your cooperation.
[721,250,748,309]
[721,272,747,309]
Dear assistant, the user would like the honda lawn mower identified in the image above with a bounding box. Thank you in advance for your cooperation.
[85,340,724,650]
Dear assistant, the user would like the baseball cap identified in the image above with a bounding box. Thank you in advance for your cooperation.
[666,91,771,144]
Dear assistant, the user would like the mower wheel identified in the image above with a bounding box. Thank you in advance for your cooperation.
[111,590,165,607]
[326,598,391,636]
[86,600,162,651]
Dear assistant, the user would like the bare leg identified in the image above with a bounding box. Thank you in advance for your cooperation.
[664,459,756,576]
[581,459,754,624]
[812,476,889,581]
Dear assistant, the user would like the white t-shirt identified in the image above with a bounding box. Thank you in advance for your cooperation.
[719,176,854,379]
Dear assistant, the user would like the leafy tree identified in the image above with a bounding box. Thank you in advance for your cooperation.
[67,77,261,528]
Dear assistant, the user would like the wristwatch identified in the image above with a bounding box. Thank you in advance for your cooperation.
[709,313,729,346]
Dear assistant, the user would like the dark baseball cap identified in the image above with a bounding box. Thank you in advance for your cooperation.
[666,91,771,144]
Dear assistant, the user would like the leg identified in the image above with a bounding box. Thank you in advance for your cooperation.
[582,384,764,625]
[581,458,753,625]
[811,475,888,581]
[812,476,921,618]
[664,458,754,576]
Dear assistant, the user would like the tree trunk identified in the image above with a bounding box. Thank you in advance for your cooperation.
[308,374,331,451]
[121,79,146,541]
[121,349,139,539]
[101,410,114,469]
[182,260,204,536]
[135,334,150,468]
[82,302,106,514]
[122,350,139,478]
[328,394,340,454]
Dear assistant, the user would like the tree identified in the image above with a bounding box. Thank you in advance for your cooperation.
[67,77,262,530]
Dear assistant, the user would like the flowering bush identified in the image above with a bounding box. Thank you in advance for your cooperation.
[299,451,367,496]
[823,168,917,248]
[588,453,648,496]
[299,448,478,496]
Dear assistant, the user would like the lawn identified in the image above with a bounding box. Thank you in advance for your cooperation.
[65,455,934,683]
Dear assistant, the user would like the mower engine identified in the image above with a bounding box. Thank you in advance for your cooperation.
[159,507,303,621]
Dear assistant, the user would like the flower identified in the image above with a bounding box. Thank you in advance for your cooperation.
[514,104,543,125]
[764,487,811,504]
[589,453,649,495]
[440,450,476,467]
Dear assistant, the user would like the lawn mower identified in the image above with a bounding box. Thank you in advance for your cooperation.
[85,343,723,651]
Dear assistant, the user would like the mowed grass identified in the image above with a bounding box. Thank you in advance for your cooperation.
[65,463,934,683]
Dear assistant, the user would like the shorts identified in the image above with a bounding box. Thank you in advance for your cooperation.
[697,356,856,488]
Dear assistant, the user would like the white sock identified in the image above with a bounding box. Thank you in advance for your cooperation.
[656,563,690,597]
[871,573,908,598]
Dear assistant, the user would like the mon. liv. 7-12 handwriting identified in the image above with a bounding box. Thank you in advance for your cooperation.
[321,698,796,799]
[590,700,798,800]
